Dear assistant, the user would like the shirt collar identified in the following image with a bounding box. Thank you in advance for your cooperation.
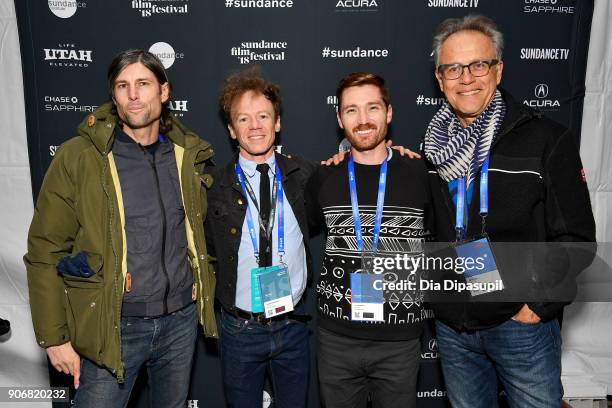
[114,125,167,146]
[238,152,277,178]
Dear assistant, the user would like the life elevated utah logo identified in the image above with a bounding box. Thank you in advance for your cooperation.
[169,100,188,117]
[131,0,189,17]
[335,0,379,12]
[523,83,560,111]
[44,43,92,68]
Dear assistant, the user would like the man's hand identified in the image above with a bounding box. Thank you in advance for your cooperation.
[386,140,421,159]
[46,342,81,389]
[320,140,422,166]
[511,304,541,324]
[321,151,347,166]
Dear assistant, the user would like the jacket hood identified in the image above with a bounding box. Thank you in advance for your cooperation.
[77,102,212,154]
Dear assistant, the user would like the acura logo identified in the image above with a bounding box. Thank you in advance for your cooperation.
[535,84,549,99]
[429,339,438,351]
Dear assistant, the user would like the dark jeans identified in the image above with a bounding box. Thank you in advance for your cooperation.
[74,302,197,408]
[317,327,420,408]
[219,305,310,408]
[435,318,563,408]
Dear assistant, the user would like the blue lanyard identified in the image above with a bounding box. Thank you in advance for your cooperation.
[455,155,490,240]
[234,163,285,261]
[348,154,388,253]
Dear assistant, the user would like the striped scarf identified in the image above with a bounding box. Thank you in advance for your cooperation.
[424,90,506,187]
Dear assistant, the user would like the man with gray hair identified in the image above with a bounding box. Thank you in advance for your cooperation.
[25,49,217,407]
[423,15,596,407]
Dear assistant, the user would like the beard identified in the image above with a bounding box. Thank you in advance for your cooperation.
[121,110,153,130]
[345,123,387,152]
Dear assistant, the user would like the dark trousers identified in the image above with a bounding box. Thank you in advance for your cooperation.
[74,303,197,408]
[317,327,420,408]
[219,305,310,408]
[435,319,563,408]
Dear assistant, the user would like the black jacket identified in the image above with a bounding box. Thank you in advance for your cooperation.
[426,91,596,330]
[203,152,317,312]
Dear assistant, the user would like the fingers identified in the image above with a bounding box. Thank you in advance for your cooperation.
[73,358,81,389]
[52,359,71,375]
[511,304,541,324]
[407,150,422,159]
[321,152,347,166]
[46,342,81,382]
[334,151,347,165]
[390,145,422,159]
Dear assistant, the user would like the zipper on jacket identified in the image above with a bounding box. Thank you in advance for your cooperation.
[141,146,170,315]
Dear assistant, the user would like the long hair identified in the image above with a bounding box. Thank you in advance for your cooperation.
[107,49,173,134]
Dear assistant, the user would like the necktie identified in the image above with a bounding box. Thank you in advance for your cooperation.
[256,163,272,267]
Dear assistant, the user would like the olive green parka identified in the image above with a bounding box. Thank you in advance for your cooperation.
[24,103,217,382]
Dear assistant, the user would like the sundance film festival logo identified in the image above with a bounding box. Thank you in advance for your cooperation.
[131,0,189,18]
[523,0,574,14]
[523,83,560,111]
[231,40,287,65]
[520,47,569,60]
[44,95,97,114]
[225,0,294,7]
[169,100,188,117]
[44,44,92,68]
[149,42,184,68]
[48,0,86,18]
[335,0,379,12]
[428,0,479,7]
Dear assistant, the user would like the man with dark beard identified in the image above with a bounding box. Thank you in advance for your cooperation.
[25,49,216,407]
[306,72,433,408]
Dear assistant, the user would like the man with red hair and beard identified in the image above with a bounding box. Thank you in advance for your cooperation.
[306,72,433,408]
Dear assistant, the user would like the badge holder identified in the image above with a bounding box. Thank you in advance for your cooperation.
[452,155,504,297]
[347,153,389,322]
[454,235,504,296]
[257,254,293,318]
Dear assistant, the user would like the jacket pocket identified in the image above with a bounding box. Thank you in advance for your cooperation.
[63,253,105,364]
[58,251,103,280]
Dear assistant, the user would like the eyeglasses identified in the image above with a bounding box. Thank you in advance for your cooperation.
[437,59,499,80]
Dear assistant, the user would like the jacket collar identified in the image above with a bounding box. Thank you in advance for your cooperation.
[221,150,301,188]
[493,89,542,148]
[77,101,210,155]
